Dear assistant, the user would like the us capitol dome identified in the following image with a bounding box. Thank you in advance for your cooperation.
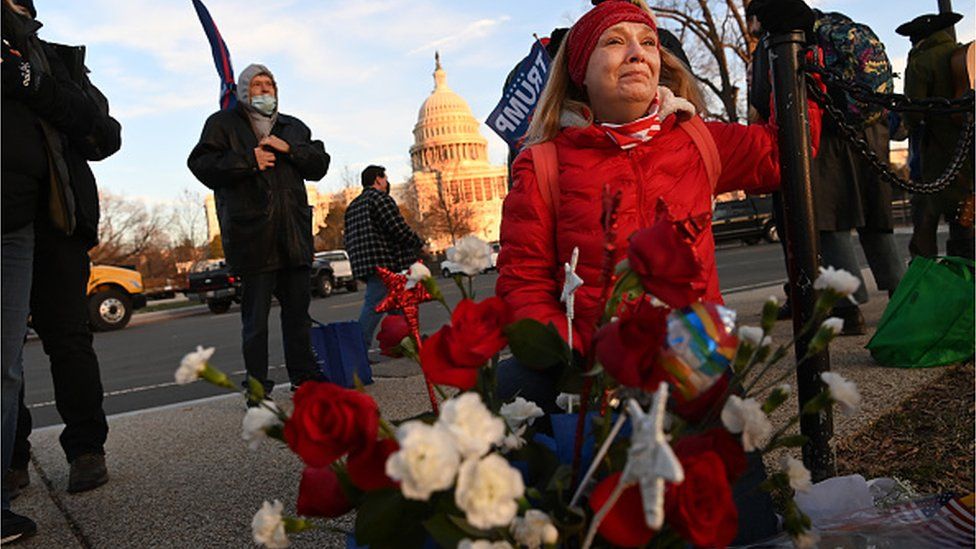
[406,52,508,251]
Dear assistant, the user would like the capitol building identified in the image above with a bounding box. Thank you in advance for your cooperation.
[205,53,507,253]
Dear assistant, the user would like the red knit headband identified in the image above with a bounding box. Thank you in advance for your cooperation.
[566,1,659,88]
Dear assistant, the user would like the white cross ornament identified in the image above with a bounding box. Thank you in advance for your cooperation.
[561,247,583,350]
[622,383,685,530]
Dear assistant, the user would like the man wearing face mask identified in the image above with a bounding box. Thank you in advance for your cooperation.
[344,165,424,351]
[188,63,330,401]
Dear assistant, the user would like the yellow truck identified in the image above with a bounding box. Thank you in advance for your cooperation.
[87,265,147,331]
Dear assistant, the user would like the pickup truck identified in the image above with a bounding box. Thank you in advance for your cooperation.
[186,261,241,314]
[87,264,147,331]
[313,250,357,292]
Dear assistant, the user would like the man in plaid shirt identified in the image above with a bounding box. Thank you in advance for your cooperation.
[344,165,424,349]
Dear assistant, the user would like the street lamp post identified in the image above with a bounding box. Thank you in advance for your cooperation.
[938,0,957,40]
[768,31,836,482]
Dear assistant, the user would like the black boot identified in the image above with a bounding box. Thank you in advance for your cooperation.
[831,306,866,336]
[67,453,108,493]
[1,510,37,544]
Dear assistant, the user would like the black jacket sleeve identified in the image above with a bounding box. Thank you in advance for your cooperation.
[374,194,423,251]
[187,112,259,190]
[283,119,330,181]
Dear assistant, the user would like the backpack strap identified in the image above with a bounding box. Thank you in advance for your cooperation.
[529,141,559,217]
[678,116,721,191]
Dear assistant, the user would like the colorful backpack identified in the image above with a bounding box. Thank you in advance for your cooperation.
[813,11,894,127]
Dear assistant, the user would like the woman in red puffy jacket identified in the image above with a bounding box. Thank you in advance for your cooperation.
[495,0,819,410]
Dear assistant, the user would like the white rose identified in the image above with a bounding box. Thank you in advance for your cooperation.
[455,454,525,530]
[457,540,514,549]
[251,500,289,549]
[721,395,772,452]
[406,262,432,289]
[175,345,215,384]
[438,393,506,458]
[820,372,861,416]
[780,455,812,493]
[813,266,861,298]
[820,317,844,336]
[242,403,282,450]
[738,326,771,348]
[499,397,544,431]
[385,421,460,500]
[511,510,559,549]
[450,235,492,276]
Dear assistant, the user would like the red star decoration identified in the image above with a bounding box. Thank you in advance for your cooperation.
[373,267,438,412]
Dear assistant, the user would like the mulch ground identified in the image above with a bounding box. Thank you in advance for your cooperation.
[835,362,975,496]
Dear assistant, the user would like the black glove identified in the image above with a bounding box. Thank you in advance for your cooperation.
[2,41,39,98]
[752,0,815,35]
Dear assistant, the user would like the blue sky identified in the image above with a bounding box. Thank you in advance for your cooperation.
[35,0,975,206]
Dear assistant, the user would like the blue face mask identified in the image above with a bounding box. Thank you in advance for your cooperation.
[250,94,277,115]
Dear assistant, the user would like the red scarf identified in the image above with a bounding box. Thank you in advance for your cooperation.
[597,100,662,150]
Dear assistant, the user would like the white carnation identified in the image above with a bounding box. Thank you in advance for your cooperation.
[457,540,514,549]
[502,426,527,451]
[511,510,559,549]
[175,345,215,384]
[820,317,844,336]
[386,421,460,500]
[555,393,579,413]
[406,261,432,289]
[721,395,772,452]
[820,371,861,416]
[251,500,289,549]
[450,235,492,276]
[781,455,812,493]
[813,266,861,297]
[242,403,282,450]
[439,393,506,458]
[500,397,544,431]
[455,454,525,530]
[738,326,771,348]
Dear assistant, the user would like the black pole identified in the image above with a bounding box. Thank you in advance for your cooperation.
[938,0,957,41]
[768,31,836,481]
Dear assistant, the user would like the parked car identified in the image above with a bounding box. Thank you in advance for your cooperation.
[314,250,357,292]
[488,241,501,271]
[310,256,336,298]
[186,261,241,314]
[87,264,147,331]
[712,195,778,245]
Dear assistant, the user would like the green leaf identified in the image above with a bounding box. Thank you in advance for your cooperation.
[446,515,497,538]
[247,376,265,401]
[354,489,428,547]
[761,386,790,414]
[510,439,560,489]
[504,319,570,371]
[767,434,809,451]
[424,514,469,548]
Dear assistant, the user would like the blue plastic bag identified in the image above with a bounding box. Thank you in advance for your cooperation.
[310,320,373,387]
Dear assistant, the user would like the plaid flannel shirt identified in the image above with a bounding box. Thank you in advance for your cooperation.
[344,188,424,280]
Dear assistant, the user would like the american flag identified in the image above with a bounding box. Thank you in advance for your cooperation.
[821,493,974,547]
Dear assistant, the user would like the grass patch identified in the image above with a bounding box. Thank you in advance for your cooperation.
[835,362,975,496]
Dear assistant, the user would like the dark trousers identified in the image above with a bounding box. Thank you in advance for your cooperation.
[16,221,108,464]
[240,266,319,394]
[909,196,975,260]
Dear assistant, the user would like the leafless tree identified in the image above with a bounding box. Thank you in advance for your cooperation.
[89,191,170,266]
[652,0,755,122]
[168,187,207,248]
[422,167,475,249]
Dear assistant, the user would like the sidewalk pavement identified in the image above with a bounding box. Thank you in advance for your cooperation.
[11,272,948,548]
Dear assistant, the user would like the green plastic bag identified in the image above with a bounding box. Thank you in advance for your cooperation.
[866,256,975,368]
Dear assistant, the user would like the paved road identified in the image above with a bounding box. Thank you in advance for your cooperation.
[24,234,927,427]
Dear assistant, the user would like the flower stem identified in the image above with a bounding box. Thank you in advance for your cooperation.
[378,417,396,439]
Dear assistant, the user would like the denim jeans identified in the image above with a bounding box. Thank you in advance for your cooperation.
[358,275,388,350]
[821,229,906,306]
[2,224,33,510]
[240,266,319,395]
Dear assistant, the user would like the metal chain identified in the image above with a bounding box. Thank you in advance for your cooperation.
[802,62,975,114]
[804,74,974,195]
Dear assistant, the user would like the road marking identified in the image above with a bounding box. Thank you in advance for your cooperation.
[26,365,287,410]
[723,278,788,295]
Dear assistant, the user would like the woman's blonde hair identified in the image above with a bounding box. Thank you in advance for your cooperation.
[524,18,705,146]
[3,0,31,17]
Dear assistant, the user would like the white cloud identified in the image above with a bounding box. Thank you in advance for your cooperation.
[408,16,512,55]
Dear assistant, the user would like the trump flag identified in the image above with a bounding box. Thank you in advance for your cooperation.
[191,0,237,110]
[486,39,551,151]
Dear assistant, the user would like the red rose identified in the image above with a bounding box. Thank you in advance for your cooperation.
[665,450,738,548]
[296,466,353,518]
[627,201,707,309]
[285,382,379,467]
[377,315,410,357]
[420,297,512,389]
[347,438,399,491]
[673,428,747,482]
[588,472,657,547]
[594,300,669,391]
[670,373,730,424]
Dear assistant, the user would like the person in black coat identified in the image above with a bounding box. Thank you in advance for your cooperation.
[188,63,330,398]
[2,0,121,539]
